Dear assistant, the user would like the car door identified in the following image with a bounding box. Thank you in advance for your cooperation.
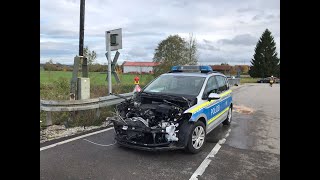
[214,75,232,122]
[201,76,222,133]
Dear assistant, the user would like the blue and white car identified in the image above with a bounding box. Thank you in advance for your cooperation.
[110,65,233,153]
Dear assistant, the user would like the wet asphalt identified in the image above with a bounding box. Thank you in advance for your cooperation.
[40,83,280,180]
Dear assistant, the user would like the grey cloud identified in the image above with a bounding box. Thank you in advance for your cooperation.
[41,42,77,50]
[198,49,253,65]
[124,31,166,37]
[237,7,256,13]
[40,26,78,39]
[40,0,279,64]
[40,42,78,60]
[171,0,190,7]
[127,48,149,59]
[198,39,220,51]
[218,34,257,46]
[252,12,279,22]
[266,14,276,19]
[252,14,263,21]
[41,49,76,56]
[203,39,212,44]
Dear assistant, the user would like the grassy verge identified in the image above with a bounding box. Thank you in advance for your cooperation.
[40,70,261,128]
[40,70,155,86]
[40,71,155,128]
[240,77,260,84]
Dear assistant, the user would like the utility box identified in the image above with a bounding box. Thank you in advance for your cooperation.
[77,77,90,100]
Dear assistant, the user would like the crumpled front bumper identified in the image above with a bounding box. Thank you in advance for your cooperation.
[115,137,184,151]
[112,125,184,151]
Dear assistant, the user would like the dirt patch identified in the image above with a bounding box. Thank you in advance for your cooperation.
[233,105,254,114]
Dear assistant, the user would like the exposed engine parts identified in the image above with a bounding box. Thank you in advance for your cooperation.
[108,93,195,146]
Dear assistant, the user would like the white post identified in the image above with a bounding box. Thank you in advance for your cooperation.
[106,31,112,94]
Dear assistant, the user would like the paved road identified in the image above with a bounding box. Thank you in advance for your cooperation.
[40,83,280,180]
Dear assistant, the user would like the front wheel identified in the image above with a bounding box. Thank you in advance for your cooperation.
[222,107,232,125]
[186,121,206,154]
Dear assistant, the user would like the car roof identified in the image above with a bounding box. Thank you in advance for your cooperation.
[162,72,225,78]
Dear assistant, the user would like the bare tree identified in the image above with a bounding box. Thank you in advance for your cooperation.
[185,33,198,65]
[83,46,97,65]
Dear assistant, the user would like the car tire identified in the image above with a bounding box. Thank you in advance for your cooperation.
[186,121,206,154]
[222,106,232,126]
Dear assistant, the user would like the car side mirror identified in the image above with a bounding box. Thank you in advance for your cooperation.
[208,93,220,101]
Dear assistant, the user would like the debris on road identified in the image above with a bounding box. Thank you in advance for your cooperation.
[40,122,108,143]
[233,105,254,114]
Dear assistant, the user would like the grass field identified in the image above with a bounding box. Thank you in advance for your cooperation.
[40,70,259,127]
[240,77,260,84]
[40,70,260,86]
[40,70,155,86]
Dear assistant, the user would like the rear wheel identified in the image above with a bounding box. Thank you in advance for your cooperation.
[186,121,206,153]
[222,107,232,125]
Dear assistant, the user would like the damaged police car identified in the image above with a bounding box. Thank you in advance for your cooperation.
[108,65,233,153]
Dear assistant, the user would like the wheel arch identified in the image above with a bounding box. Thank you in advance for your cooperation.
[197,117,207,127]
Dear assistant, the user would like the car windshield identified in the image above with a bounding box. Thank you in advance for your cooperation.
[143,75,206,96]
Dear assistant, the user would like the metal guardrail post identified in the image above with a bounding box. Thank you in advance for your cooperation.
[95,108,100,120]
[46,112,52,126]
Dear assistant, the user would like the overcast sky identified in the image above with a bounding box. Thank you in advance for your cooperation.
[40,0,280,65]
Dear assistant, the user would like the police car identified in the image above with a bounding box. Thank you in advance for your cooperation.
[110,65,233,153]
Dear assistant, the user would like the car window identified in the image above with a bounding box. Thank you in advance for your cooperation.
[143,75,206,96]
[215,75,228,93]
[202,76,219,99]
[224,77,230,90]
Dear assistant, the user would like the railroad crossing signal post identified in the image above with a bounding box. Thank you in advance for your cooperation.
[106,31,112,94]
[106,51,121,84]
[105,28,122,95]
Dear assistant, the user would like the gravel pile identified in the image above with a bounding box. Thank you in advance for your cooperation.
[40,121,109,143]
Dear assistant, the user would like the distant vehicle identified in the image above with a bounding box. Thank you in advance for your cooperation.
[257,77,280,83]
[226,76,235,79]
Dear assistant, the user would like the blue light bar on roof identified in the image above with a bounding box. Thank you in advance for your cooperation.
[200,65,213,72]
[171,66,179,71]
[170,65,213,73]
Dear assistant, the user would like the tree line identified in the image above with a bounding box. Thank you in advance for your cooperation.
[42,60,109,72]
[43,46,110,72]
[152,30,279,78]
[42,30,279,78]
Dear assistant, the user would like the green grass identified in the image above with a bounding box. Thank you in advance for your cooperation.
[39,71,261,127]
[40,71,155,86]
[240,77,260,84]
[40,72,155,127]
